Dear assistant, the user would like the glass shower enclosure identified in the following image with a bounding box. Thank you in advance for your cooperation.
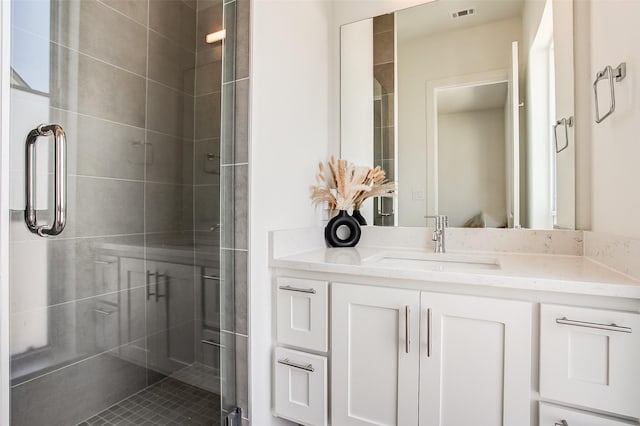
[1,0,237,424]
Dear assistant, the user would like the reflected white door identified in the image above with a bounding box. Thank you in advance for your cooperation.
[506,41,520,228]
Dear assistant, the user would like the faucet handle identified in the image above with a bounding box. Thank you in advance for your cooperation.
[425,215,447,228]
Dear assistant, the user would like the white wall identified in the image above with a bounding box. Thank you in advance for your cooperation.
[340,18,373,167]
[523,0,552,229]
[438,109,507,227]
[587,0,640,238]
[340,19,375,223]
[573,0,591,231]
[0,1,9,423]
[250,0,333,424]
[397,17,522,226]
[330,0,431,155]
[552,0,575,229]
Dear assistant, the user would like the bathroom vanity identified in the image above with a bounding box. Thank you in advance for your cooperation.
[269,228,640,426]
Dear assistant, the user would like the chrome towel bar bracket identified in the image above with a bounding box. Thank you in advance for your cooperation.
[553,116,574,154]
[593,62,626,123]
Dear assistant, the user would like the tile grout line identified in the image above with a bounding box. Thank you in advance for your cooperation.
[11,338,148,389]
[143,0,151,389]
[49,104,194,142]
[192,0,200,381]
[9,230,219,245]
[10,284,149,316]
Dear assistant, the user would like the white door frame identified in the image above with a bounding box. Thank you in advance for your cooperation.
[425,68,509,218]
[0,0,11,424]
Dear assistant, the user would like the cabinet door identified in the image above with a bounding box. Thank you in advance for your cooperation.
[332,283,420,426]
[540,304,640,418]
[146,260,195,375]
[420,293,532,426]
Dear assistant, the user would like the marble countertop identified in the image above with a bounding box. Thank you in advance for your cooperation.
[271,246,640,298]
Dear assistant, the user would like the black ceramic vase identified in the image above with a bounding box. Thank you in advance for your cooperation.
[325,210,362,247]
[351,209,367,226]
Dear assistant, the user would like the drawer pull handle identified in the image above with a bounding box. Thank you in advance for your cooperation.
[202,275,220,280]
[201,339,225,349]
[278,358,315,372]
[555,421,568,426]
[279,285,316,294]
[556,317,632,333]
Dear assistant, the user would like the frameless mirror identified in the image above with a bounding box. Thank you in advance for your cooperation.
[340,0,575,229]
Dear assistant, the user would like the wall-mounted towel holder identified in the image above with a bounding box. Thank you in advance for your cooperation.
[554,116,574,154]
[593,62,626,123]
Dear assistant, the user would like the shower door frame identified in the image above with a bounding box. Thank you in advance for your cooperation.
[0,1,240,424]
[1,0,12,425]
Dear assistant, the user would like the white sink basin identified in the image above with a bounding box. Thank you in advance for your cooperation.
[367,251,500,272]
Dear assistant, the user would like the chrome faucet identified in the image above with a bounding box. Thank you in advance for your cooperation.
[425,215,448,253]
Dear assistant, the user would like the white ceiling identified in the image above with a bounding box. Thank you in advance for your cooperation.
[397,0,526,42]
[437,81,508,113]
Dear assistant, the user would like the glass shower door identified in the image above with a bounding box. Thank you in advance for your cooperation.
[5,0,235,425]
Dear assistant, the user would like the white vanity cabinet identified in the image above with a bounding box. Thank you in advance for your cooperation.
[271,266,640,425]
[330,283,532,426]
[420,292,532,426]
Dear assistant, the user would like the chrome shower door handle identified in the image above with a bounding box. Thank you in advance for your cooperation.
[25,124,67,237]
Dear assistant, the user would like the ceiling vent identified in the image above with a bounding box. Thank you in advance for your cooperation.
[451,8,476,19]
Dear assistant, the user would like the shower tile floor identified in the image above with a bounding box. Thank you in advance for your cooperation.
[76,378,221,426]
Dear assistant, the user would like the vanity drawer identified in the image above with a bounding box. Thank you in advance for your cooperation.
[277,277,328,352]
[540,304,640,418]
[274,347,327,426]
[539,403,635,426]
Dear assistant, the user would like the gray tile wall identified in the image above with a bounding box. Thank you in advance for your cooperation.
[373,14,395,227]
[9,0,246,423]
[11,0,152,422]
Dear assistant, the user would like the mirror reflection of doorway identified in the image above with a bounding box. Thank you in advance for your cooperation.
[436,81,510,228]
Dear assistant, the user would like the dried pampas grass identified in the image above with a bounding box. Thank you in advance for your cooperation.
[310,157,395,211]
